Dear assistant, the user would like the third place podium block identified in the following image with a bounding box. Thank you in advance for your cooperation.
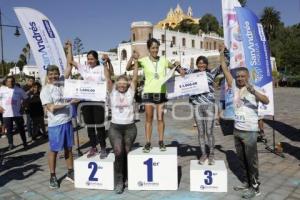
[128,147,178,190]
[74,153,115,190]
[190,160,227,192]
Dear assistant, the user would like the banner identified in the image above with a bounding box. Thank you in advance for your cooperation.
[221,0,244,119]
[63,79,107,102]
[14,7,66,81]
[166,72,209,99]
[236,7,274,116]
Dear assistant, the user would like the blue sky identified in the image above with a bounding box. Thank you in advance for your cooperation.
[0,0,299,63]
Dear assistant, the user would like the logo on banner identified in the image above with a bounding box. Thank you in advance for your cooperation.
[29,21,50,70]
[43,20,55,38]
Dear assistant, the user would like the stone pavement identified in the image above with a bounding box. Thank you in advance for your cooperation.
[0,87,300,200]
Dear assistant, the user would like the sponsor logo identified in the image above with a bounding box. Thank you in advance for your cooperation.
[137,181,159,187]
[43,20,55,38]
[85,181,103,186]
[29,21,50,70]
[200,185,218,190]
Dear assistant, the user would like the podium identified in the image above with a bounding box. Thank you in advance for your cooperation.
[128,147,178,190]
[190,160,227,192]
[74,153,115,190]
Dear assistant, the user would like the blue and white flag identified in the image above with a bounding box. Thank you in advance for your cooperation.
[236,7,274,116]
[14,7,66,81]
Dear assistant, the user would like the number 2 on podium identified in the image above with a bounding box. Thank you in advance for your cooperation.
[88,162,98,181]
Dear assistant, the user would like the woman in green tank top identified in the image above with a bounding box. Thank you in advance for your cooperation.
[126,38,184,153]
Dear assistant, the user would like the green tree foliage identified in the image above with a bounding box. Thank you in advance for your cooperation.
[261,7,281,41]
[174,18,199,34]
[199,14,220,34]
[73,37,84,56]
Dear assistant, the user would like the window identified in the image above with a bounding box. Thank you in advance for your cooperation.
[149,33,152,39]
[173,51,177,55]
[172,36,176,45]
[192,39,195,48]
[161,34,165,43]
[121,49,127,60]
[190,58,194,69]
[182,38,186,47]
[162,50,166,56]
[200,41,203,49]
[214,41,217,50]
[209,42,212,50]
[132,33,136,42]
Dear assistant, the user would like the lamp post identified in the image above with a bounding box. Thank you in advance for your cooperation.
[0,8,21,76]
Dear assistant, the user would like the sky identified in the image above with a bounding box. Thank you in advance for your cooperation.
[0,0,300,64]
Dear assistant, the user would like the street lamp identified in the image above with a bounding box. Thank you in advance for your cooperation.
[0,8,21,76]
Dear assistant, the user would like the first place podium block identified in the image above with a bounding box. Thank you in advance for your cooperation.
[128,147,178,190]
[74,153,115,190]
[190,160,227,192]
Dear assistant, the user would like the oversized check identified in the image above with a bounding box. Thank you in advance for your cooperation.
[63,79,107,101]
[166,72,209,99]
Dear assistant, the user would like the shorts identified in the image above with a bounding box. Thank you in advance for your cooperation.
[48,121,73,152]
[142,93,168,104]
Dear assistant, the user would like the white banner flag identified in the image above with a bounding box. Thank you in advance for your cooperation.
[14,7,66,81]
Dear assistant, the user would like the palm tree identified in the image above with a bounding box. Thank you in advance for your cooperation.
[26,43,31,63]
[260,7,281,41]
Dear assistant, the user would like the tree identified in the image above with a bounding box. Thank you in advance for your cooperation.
[199,14,220,34]
[17,54,27,71]
[174,19,199,34]
[108,48,117,53]
[21,43,31,64]
[25,43,31,63]
[73,37,84,64]
[260,7,281,41]
[238,0,247,7]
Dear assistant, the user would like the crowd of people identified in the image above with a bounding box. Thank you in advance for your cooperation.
[0,37,269,199]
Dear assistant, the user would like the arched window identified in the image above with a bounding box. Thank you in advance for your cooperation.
[121,49,127,60]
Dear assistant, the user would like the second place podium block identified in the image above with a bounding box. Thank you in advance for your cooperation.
[74,153,115,190]
[128,147,178,190]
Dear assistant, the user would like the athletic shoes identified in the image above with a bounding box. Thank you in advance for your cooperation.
[87,147,97,158]
[198,154,208,165]
[65,170,74,183]
[143,143,152,153]
[49,176,59,189]
[159,141,166,151]
[233,182,249,191]
[100,148,108,159]
[208,154,215,165]
[242,187,261,199]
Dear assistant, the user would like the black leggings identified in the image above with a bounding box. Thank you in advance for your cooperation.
[4,117,27,145]
[108,123,137,184]
[81,102,106,148]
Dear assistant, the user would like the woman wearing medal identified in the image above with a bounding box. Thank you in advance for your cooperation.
[104,58,138,194]
[126,38,184,153]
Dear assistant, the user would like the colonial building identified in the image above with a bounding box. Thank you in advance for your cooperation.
[155,4,200,29]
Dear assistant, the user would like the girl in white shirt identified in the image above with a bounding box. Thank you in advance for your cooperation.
[65,41,114,159]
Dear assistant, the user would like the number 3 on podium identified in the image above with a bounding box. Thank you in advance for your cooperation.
[204,170,213,185]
